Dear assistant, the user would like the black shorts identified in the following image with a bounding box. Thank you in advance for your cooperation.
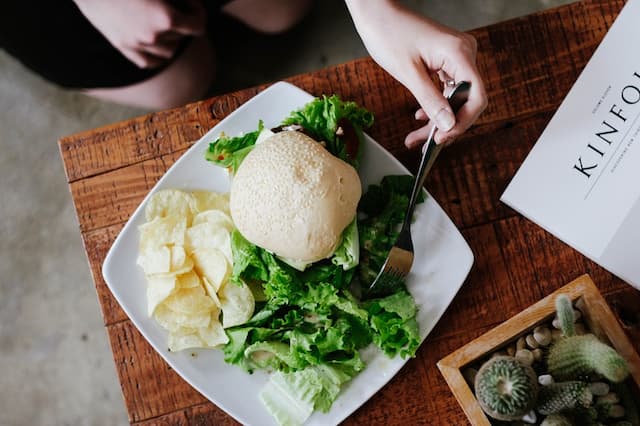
[1,1,226,89]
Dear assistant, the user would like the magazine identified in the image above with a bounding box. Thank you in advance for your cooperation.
[501,0,640,289]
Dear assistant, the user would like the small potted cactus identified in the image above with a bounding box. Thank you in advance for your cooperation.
[474,356,538,420]
[438,274,640,426]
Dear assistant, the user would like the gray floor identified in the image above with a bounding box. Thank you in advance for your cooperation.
[0,1,574,425]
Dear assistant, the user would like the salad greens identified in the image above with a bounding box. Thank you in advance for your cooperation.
[281,94,374,167]
[204,120,264,174]
[205,95,423,425]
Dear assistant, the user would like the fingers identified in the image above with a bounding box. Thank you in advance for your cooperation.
[434,60,487,144]
[404,121,435,149]
[127,1,207,69]
[405,64,457,135]
[407,53,487,146]
[121,47,166,69]
[140,39,181,59]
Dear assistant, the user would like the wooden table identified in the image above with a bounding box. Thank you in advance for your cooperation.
[59,0,640,424]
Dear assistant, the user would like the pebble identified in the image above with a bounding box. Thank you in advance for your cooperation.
[597,392,620,404]
[532,348,543,362]
[551,329,563,342]
[491,350,507,358]
[538,374,554,386]
[610,404,625,418]
[533,326,551,346]
[574,323,586,335]
[522,410,537,424]
[573,308,582,320]
[506,345,516,357]
[525,334,539,349]
[516,336,527,351]
[515,349,534,366]
[589,382,610,396]
[552,318,561,329]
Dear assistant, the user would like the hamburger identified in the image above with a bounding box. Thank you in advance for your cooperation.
[229,130,362,267]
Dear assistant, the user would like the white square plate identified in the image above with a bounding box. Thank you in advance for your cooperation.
[102,81,474,425]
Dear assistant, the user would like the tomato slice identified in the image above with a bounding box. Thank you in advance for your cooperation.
[337,118,359,162]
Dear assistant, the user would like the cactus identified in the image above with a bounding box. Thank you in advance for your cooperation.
[536,381,593,415]
[540,413,573,426]
[547,334,629,382]
[474,356,538,421]
[555,295,575,337]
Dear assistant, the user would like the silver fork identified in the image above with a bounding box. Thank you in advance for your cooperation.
[365,81,471,298]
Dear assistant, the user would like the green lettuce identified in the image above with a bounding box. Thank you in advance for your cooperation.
[357,175,425,291]
[205,96,373,174]
[260,364,355,426]
[366,291,421,358]
[282,95,374,167]
[332,219,359,270]
[204,120,264,174]
[205,95,424,424]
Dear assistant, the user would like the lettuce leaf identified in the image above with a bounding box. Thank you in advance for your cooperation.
[204,120,264,174]
[260,364,356,426]
[260,369,320,426]
[282,95,373,167]
[331,219,359,271]
[204,95,373,174]
[366,290,420,358]
[230,230,269,284]
[357,175,425,290]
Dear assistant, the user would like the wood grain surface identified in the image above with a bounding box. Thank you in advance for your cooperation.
[58,0,639,424]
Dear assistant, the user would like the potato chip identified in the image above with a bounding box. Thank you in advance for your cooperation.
[202,277,222,308]
[191,191,230,215]
[191,248,230,292]
[168,331,203,352]
[170,245,186,269]
[192,210,234,230]
[218,280,255,328]
[161,245,195,276]
[154,303,213,331]
[145,189,196,225]
[137,246,171,275]
[198,320,229,347]
[163,286,215,314]
[176,271,201,289]
[185,223,232,261]
[146,274,176,316]
[139,215,186,250]
[138,188,254,352]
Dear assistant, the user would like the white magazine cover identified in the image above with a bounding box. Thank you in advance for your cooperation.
[501,0,640,290]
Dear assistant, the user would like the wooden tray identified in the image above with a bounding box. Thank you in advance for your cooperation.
[437,274,640,425]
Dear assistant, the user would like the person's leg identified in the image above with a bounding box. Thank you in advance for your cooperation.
[222,0,313,34]
[84,36,215,109]
[85,0,312,109]
[3,0,308,110]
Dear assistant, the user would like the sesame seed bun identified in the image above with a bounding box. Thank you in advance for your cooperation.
[230,131,361,262]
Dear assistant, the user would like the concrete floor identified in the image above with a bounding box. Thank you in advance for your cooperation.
[0,1,574,425]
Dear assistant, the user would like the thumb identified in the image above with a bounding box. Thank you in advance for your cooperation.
[409,74,455,132]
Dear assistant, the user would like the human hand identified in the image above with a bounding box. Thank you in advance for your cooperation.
[73,0,206,69]
[345,0,487,147]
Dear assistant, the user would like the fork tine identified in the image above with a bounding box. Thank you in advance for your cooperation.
[366,266,406,298]
[389,267,407,281]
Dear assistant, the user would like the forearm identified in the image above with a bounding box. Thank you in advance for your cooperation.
[345,0,402,36]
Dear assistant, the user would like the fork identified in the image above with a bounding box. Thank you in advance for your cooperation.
[364,81,471,298]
